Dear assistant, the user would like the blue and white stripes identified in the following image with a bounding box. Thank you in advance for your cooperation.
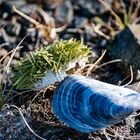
[52,75,140,132]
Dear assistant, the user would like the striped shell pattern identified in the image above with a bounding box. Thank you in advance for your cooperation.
[52,75,140,132]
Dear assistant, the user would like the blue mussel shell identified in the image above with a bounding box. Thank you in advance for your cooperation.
[52,75,140,132]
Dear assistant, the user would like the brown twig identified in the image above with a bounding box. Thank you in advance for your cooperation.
[13,6,41,27]
[4,34,28,74]
[98,0,124,30]
[86,50,106,77]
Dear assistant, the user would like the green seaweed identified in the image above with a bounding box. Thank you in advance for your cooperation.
[11,39,90,89]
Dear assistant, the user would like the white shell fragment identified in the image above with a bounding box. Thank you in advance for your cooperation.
[34,70,66,89]
[34,58,88,89]
[52,75,140,132]
[66,58,88,70]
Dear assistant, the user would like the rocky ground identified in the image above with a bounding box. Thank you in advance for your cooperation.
[0,0,140,139]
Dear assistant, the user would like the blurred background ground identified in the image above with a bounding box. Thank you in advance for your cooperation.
[0,0,140,139]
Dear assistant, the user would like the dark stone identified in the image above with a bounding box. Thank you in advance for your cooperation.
[3,43,16,52]
[0,2,13,20]
[108,24,140,75]
[5,23,17,36]
[72,0,112,18]
[54,1,73,25]
[73,16,87,28]
[127,81,140,93]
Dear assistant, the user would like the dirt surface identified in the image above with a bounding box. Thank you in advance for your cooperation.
[0,0,140,139]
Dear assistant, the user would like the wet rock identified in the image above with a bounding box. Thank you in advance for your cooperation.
[72,0,112,17]
[108,24,140,75]
[0,35,5,45]
[13,51,20,59]
[73,16,87,28]
[134,113,140,133]
[127,81,140,93]
[0,133,4,139]
[0,48,8,58]
[54,1,73,25]
[3,43,16,52]
[25,0,47,5]
[60,33,80,40]
[10,59,18,67]
[0,2,13,20]
[0,108,35,139]
[6,0,37,14]
[5,20,21,36]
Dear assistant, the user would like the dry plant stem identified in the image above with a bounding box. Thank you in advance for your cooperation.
[55,24,68,32]
[135,81,140,91]
[130,112,140,117]
[118,75,131,86]
[34,36,41,48]
[43,85,55,98]
[98,0,124,30]
[95,59,122,70]
[28,90,44,108]
[0,46,22,63]
[91,24,110,40]
[5,89,34,103]
[133,16,140,24]
[13,6,41,27]
[4,34,28,74]
[131,1,140,21]
[1,28,10,42]
[121,65,133,87]
[13,6,49,38]
[90,17,114,35]
[0,42,9,48]
[120,0,128,25]
[103,128,117,138]
[132,1,140,24]
[127,0,134,24]
[75,59,121,75]
[103,129,112,140]
[4,90,22,103]
[124,0,140,24]
[0,24,9,42]
[0,23,7,34]
[128,0,134,18]
[37,7,53,25]
[105,127,124,139]
[37,7,67,33]
[86,50,106,77]
[6,104,47,140]
[13,5,66,33]
[0,49,18,84]
[106,127,140,140]
[0,49,14,63]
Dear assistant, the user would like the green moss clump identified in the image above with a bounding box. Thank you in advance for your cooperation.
[11,39,90,89]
